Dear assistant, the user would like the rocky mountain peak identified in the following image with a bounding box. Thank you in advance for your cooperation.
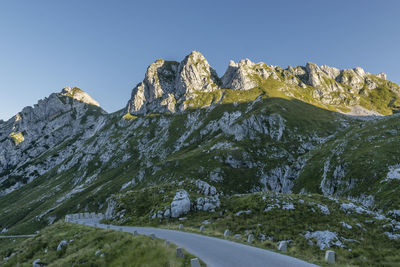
[61,87,100,107]
[377,72,387,80]
[127,52,398,116]
[175,51,219,95]
[221,58,258,90]
[127,51,220,115]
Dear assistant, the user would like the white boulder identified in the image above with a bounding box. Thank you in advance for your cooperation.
[171,189,190,218]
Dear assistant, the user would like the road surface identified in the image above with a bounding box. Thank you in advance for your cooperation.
[73,218,319,267]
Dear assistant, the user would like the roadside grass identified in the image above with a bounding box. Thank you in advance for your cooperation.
[0,221,204,266]
[110,187,400,267]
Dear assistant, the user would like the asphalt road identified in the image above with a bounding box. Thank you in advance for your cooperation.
[73,218,319,267]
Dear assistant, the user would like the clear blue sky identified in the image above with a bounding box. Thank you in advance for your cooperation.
[1,0,399,120]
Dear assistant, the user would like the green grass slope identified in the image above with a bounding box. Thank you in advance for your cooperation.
[295,113,400,211]
[109,183,400,267]
[0,221,203,266]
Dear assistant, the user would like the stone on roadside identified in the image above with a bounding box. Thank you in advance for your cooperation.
[234,234,242,239]
[190,258,201,267]
[133,230,138,236]
[176,247,185,258]
[179,224,183,230]
[278,241,287,252]
[224,229,230,237]
[200,225,205,232]
[150,233,156,240]
[248,234,254,243]
[325,250,335,264]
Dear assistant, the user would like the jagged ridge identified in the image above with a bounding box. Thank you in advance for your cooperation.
[127,51,399,116]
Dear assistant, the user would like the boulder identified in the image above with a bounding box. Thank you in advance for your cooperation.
[171,190,190,218]
[176,247,185,258]
[57,240,68,251]
[278,241,287,252]
[32,258,45,267]
[325,250,335,264]
[224,229,230,237]
[190,258,201,267]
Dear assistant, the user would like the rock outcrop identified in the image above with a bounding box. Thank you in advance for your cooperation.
[127,51,219,114]
[0,87,105,196]
[175,51,220,95]
[127,52,393,116]
[170,189,191,218]
[61,87,100,107]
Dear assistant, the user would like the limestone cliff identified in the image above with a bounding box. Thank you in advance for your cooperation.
[127,52,397,116]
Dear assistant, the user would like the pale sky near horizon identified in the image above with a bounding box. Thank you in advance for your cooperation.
[1,0,399,120]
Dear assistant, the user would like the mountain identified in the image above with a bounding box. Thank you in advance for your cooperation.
[1,51,400,265]
[127,51,399,116]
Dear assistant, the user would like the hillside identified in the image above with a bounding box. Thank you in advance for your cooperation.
[0,221,200,266]
[1,51,400,265]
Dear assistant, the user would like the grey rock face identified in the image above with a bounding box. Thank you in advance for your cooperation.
[221,59,279,90]
[127,59,179,114]
[306,62,323,87]
[175,51,219,95]
[61,87,100,107]
[221,59,258,90]
[105,199,117,220]
[0,88,105,196]
[338,68,366,90]
[127,51,392,117]
[127,51,218,115]
[377,72,387,80]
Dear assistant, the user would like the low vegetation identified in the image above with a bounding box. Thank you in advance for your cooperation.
[0,221,203,266]
[109,183,400,267]
[122,113,138,120]
[9,132,24,145]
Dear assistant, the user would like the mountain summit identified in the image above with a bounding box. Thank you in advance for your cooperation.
[127,51,397,116]
[61,87,100,107]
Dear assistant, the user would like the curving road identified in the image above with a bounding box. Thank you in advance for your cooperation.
[72,218,319,267]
